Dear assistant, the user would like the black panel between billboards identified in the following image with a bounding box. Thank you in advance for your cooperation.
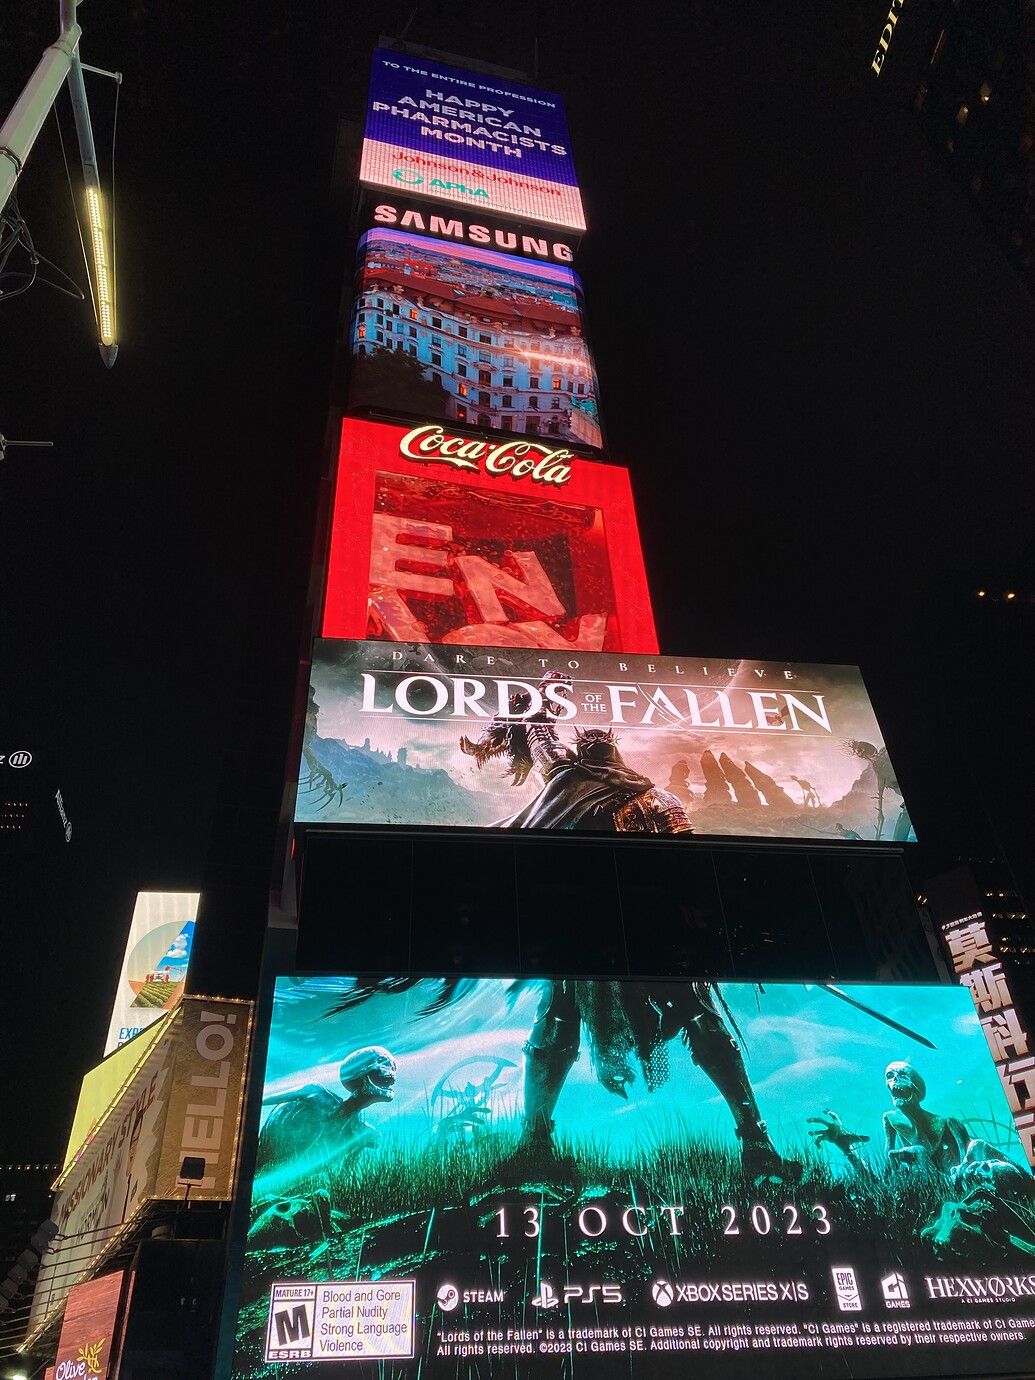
[224,973,1035,1379]
[295,838,938,985]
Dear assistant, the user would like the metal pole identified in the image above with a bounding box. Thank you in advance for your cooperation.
[0,0,81,214]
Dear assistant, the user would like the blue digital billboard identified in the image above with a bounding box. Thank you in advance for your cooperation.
[225,976,1035,1377]
[360,49,586,231]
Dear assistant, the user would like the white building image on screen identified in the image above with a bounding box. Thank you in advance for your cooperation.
[350,233,603,449]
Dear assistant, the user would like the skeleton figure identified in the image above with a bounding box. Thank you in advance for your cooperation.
[460,674,692,835]
[256,1045,397,1175]
[883,1061,971,1175]
[523,979,794,1181]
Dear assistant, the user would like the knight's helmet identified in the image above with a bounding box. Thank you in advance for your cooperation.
[574,726,621,765]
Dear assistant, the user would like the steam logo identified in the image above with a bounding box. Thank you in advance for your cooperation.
[436,1284,460,1313]
[531,1282,559,1310]
[652,1280,675,1308]
[7,750,31,768]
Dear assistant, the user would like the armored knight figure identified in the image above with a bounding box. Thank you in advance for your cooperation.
[256,1045,397,1176]
[523,979,794,1181]
[460,674,693,835]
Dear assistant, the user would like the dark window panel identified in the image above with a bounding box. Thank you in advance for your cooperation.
[409,839,519,974]
[712,851,836,980]
[616,845,732,979]
[516,842,626,976]
[297,835,412,972]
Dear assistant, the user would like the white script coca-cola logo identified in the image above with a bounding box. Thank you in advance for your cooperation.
[399,424,573,486]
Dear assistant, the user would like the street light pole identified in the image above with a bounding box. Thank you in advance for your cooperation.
[0,0,118,366]
[0,0,81,217]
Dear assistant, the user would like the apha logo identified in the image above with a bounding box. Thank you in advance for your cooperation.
[399,424,573,487]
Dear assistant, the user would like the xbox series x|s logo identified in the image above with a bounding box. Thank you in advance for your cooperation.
[0,749,32,768]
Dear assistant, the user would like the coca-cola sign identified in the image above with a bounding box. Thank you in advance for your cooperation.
[399,424,573,487]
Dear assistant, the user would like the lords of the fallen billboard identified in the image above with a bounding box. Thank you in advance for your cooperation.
[297,640,915,843]
[360,49,586,231]
[225,975,1035,1379]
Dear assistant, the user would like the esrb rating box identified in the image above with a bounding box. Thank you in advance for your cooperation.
[266,1280,415,1362]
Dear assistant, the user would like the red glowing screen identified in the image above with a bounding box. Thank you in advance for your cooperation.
[322,417,657,654]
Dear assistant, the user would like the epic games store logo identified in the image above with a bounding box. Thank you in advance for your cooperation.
[832,1267,862,1311]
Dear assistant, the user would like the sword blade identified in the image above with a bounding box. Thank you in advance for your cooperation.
[818,984,937,1049]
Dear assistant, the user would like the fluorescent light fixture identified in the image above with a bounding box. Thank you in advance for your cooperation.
[85,185,114,346]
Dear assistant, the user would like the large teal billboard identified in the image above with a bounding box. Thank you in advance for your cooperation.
[224,976,1035,1378]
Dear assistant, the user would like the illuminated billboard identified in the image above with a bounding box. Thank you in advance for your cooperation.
[52,1271,125,1380]
[63,1017,171,1172]
[360,49,586,231]
[296,640,915,842]
[103,890,199,1054]
[322,419,656,654]
[226,974,1035,1378]
[350,228,602,448]
[29,997,252,1337]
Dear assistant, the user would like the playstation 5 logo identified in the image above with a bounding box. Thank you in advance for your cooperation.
[531,1282,559,1309]
[531,1282,622,1309]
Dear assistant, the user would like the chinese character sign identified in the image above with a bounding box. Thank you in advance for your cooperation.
[943,915,1035,1166]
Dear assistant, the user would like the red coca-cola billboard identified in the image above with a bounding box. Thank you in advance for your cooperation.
[322,416,657,654]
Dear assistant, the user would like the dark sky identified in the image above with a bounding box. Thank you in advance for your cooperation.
[1,0,1033,1157]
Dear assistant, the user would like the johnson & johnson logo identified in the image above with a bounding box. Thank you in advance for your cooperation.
[398,424,573,486]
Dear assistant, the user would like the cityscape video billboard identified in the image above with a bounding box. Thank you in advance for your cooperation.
[322,419,656,655]
[360,49,586,231]
[296,640,915,842]
[349,226,602,448]
[226,975,1035,1379]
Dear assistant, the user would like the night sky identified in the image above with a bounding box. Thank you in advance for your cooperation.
[1,0,1032,1158]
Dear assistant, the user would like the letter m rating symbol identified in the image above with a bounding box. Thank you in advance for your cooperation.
[265,1292,315,1361]
[275,1304,312,1345]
